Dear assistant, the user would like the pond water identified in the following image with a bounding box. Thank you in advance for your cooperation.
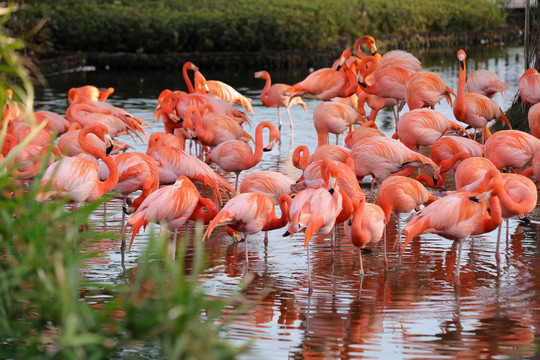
[34,44,540,359]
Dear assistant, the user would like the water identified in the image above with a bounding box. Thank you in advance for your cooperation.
[34,44,540,359]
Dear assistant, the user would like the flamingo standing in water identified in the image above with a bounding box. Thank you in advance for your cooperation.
[239,170,295,205]
[123,176,217,252]
[67,85,114,104]
[37,123,119,207]
[453,49,511,143]
[203,192,291,269]
[402,166,504,285]
[466,69,509,99]
[254,70,307,136]
[484,129,540,171]
[207,121,280,191]
[312,101,365,147]
[283,49,358,101]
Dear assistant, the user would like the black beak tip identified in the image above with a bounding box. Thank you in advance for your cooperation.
[433,176,438,187]
[263,147,272,152]
[469,196,479,203]
[177,117,184,123]
[282,231,290,237]
[329,188,335,195]
[106,144,114,156]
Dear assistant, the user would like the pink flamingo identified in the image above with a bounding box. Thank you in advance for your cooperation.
[123,175,217,251]
[396,109,469,151]
[484,129,540,171]
[207,121,280,191]
[57,123,132,157]
[37,123,119,206]
[283,49,358,101]
[402,166,504,285]
[344,120,384,149]
[254,70,307,136]
[35,110,71,135]
[193,70,253,115]
[312,101,365,147]
[466,69,509,99]
[453,49,511,143]
[203,192,291,268]
[405,70,455,110]
[528,102,540,138]
[239,170,295,205]
[292,144,351,171]
[519,68,540,105]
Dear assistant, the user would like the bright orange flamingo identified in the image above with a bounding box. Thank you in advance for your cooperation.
[254,70,307,136]
[182,61,199,94]
[239,170,295,205]
[415,135,483,188]
[518,68,540,105]
[57,123,132,157]
[312,101,365,147]
[402,166,504,285]
[193,70,253,115]
[65,101,151,141]
[452,157,537,263]
[207,121,280,191]
[67,85,114,104]
[181,104,252,148]
[453,49,512,143]
[344,193,385,276]
[376,175,437,265]
[484,129,540,171]
[123,176,217,251]
[203,192,291,268]
[331,35,378,70]
[37,123,119,206]
[405,70,455,110]
[528,102,540,138]
[147,131,185,152]
[283,49,358,101]
[466,69,509,99]
[396,109,469,151]
[147,144,235,204]
[350,136,439,199]
[292,144,351,171]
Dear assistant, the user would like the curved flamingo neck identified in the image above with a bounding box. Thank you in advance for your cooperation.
[349,198,367,248]
[184,105,210,144]
[249,121,273,167]
[183,63,196,94]
[264,194,291,231]
[415,173,446,189]
[191,197,218,224]
[79,125,119,197]
[454,57,467,119]
[259,74,272,106]
[439,152,472,173]
[293,145,310,170]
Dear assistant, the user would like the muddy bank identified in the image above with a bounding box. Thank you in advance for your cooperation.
[35,26,522,75]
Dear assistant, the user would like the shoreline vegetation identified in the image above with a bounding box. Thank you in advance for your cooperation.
[7,0,522,74]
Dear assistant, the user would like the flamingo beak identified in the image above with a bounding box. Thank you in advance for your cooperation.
[104,134,114,156]
[370,44,377,55]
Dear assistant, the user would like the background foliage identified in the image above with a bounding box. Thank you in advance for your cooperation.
[9,0,508,54]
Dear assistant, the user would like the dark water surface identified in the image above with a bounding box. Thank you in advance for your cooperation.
[34,44,540,359]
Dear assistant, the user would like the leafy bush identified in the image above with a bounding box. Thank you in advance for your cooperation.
[10,0,507,54]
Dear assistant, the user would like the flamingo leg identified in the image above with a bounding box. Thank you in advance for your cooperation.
[245,235,249,271]
[495,225,502,265]
[307,242,312,292]
[383,219,388,270]
[286,107,293,138]
[358,248,364,277]
[171,228,178,261]
[454,238,464,286]
[234,172,240,192]
[277,107,283,134]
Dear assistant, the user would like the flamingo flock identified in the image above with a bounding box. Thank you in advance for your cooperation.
[4,39,540,290]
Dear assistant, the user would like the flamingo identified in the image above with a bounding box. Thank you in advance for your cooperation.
[35,110,71,135]
[405,70,455,110]
[518,68,540,105]
[283,49,358,101]
[415,135,484,188]
[97,152,159,217]
[147,131,185,152]
[484,129,540,171]
[57,123,132,157]
[193,70,253,115]
[453,49,511,143]
[181,104,252,148]
[452,158,537,264]
[344,120,384,149]
[312,101,365,147]
[182,61,199,94]
[123,176,217,251]
[350,136,439,198]
[396,108,469,151]
[207,121,280,191]
[376,175,437,265]
[292,144,351,171]
[402,166,504,285]
[466,69,509,99]
[344,193,385,276]
[67,85,114,104]
[239,170,295,205]
[254,70,307,136]
[203,192,291,268]
[147,144,235,204]
[528,102,540,138]
[65,101,151,141]
[37,123,119,206]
